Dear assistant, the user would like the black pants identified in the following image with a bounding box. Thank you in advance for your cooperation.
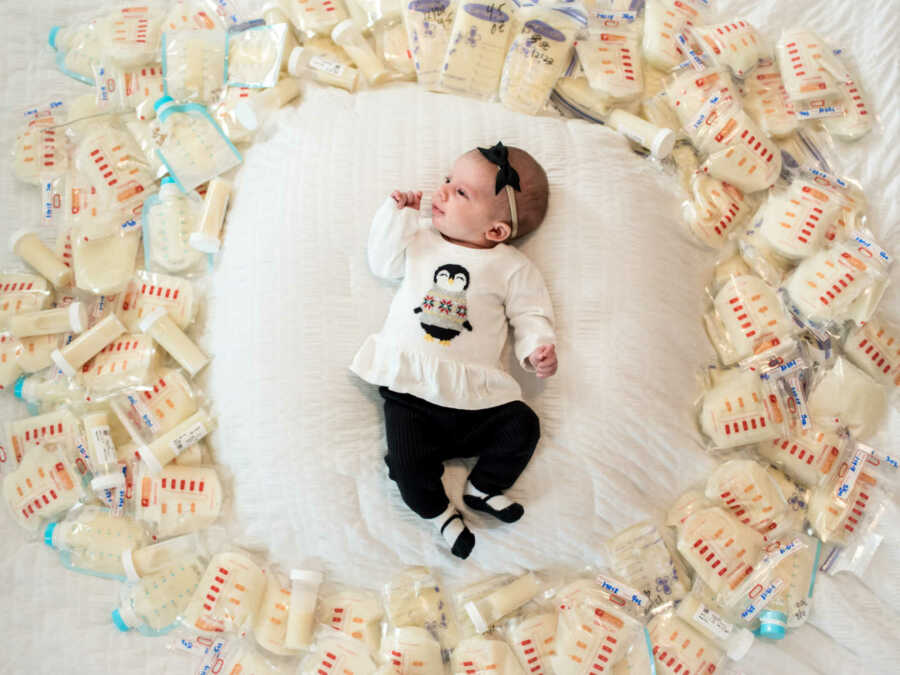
[380,387,540,519]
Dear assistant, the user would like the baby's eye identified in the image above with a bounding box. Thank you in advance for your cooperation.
[443,176,450,184]
[457,188,467,198]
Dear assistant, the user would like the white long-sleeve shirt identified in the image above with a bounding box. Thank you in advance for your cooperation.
[351,196,556,410]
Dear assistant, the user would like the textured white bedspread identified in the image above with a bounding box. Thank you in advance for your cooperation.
[0,1,898,673]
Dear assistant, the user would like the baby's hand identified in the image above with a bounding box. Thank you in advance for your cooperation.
[528,344,557,379]
[391,190,423,210]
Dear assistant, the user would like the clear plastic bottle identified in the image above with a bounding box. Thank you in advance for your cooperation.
[190,178,232,253]
[139,308,210,377]
[285,569,324,649]
[8,303,86,338]
[43,506,148,580]
[8,230,73,289]
[331,19,391,85]
[288,46,360,92]
[50,313,126,377]
[122,532,203,581]
[464,573,540,634]
[113,553,207,635]
[233,78,302,132]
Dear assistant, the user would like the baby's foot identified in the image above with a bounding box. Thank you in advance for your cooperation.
[463,482,524,523]
[430,504,475,559]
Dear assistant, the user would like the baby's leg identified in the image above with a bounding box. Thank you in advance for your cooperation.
[380,388,476,558]
[461,400,540,523]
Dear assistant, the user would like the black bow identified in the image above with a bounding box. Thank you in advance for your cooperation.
[477,141,521,195]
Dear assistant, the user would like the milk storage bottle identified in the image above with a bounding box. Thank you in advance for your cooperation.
[8,303,87,338]
[285,569,324,649]
[50,313,126,376]
[189,177,231,253]
[121,531,203,581]
[331,19,391,85]
[287,45,360,91]
[465,572,541,634]
[9,230,73,289]
[43,505,148,580]
[113,553,206,635]
[139,307,210,377]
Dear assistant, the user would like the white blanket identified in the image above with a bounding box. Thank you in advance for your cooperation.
[0,1,898,674]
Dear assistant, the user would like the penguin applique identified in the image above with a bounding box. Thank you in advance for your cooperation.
[414,264,473,345]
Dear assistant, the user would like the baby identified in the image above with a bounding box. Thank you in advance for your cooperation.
[351,142,557,559]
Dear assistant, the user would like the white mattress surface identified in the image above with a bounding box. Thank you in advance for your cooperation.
[0,1,898,674]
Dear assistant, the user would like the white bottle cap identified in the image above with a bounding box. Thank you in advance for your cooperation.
[331,19,356,45]
[121,549,141,582]
[464,601,489,635]
[118,599,142,629]
[651,128,676,160]
[68,302,88,333]
[234,101,260,132]
[290,569,324,583]
[159,181,181,200]
[726,627,756,660]
[138,307,168,334]
[50,348,77,377]
[8,228,34,253]
[91,472,125,493]
[139,445,163,475]
[288,46,305,77]
[20,377,39,403]
[189,232,221,254]
[261,2,289,24]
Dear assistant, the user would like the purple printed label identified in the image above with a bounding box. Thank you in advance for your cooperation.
[410,0,451,12]
[524,20,565,42]
[463,3,510,23]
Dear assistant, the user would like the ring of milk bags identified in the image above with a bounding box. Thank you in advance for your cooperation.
[1,5,896,673]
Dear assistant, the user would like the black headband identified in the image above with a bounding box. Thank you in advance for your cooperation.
[477,141,521,195]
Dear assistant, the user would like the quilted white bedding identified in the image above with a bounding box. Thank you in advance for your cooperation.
[0,1,898,674]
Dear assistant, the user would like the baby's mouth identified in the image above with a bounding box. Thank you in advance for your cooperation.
[432,203,444,218]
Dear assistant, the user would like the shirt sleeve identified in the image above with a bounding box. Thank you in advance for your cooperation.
[505,260,557,372]
[367,196,423,280]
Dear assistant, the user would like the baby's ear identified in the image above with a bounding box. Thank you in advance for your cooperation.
[485,221,512,243]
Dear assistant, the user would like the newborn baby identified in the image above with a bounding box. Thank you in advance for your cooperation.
[351,142,558,559]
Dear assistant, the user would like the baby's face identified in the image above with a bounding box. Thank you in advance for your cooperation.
[431,151,507,247]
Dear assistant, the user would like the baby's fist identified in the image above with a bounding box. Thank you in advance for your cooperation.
[528,344,557,379]
[391,190,423,210]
